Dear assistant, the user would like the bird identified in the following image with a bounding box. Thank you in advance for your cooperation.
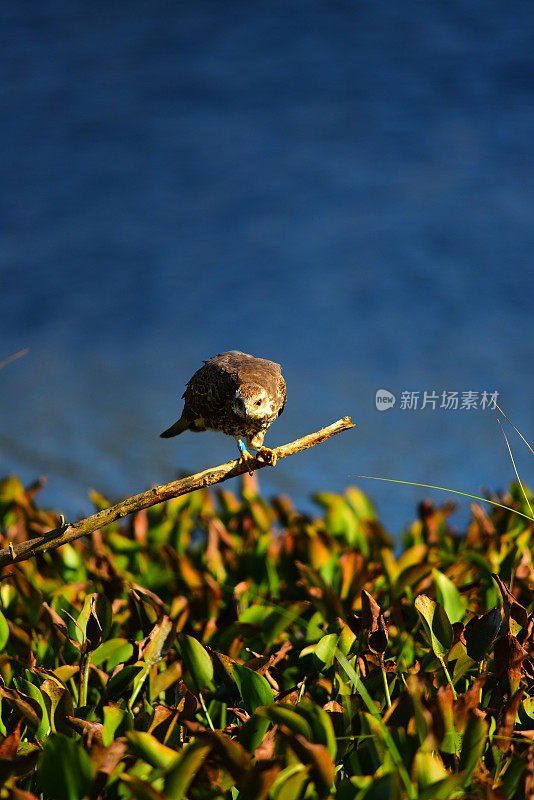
[160,350,286,471]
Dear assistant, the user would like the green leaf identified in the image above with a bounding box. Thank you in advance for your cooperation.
[103,703,132,746]
[107,531,145,552]
[259,603,308,644]
[259,704,313,739]
[0,609,9,650]
[451,647,475,684]
[233,663,274,714]
[464,608,502,661]
[270,764,309,800]
[415,594,453,659]
[459,713,489,778]
[335,650,415,800]
[107,663,144,700]
[178,634,213,690]
[433,569,464,624]
[345,486,377,521]
[1,685,41,729]
[350,774,398,800]
[492,573,528,635]
[317,495,369,552]
[40,677,73,735]
[164,741,212,800]
[38,734,93,800]
[294,701,337,758]
[92,637,134,669]
[126,730,180,769]
[238,713,271,754]
[14,678,50,740]
[313,633,339,670]
[413,749,449,790]
[75,594,95,644]
[129,662,151,708]
[500,755,528,798]
[419,774,467,800]
[239,605,272,625]
[120,775,167,800]
[338,621,357,655]
[75,593,112,650]
[0,691,6,736]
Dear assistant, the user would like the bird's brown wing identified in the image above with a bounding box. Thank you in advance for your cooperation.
[182,350,285,423]
[182,357,239,421]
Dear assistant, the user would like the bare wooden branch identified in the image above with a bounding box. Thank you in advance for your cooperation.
[0,416,355,568]
[0,348,29,372]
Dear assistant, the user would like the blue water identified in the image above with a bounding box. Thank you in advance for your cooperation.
[2,1,534,536]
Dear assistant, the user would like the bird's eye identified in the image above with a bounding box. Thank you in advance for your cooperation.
[255,400,262,406]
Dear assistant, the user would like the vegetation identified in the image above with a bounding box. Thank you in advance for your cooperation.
[0,472,533,800]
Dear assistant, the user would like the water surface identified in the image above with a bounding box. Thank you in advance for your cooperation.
[2,1,534,534]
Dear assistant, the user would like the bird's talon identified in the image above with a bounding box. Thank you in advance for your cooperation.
[257,447,277,467]
[238,448,256,476]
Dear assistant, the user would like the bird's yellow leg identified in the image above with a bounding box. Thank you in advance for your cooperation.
[236,438,255,475]
[256,447,277,467]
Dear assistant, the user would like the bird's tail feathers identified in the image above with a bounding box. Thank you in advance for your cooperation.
[160,416,190,438]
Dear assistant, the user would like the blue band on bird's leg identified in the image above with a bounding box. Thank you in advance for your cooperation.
[237,438,247,453]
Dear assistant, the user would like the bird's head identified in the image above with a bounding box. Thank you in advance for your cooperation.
[232,383,271,420]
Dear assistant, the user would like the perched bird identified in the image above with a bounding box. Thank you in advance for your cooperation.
[160,350,286,470]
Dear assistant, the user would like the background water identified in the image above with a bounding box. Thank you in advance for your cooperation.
[2,0,534,536]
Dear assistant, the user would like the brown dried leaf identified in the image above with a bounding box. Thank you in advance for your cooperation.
[519,613,534,650]
[142,615,175,666]
[361,589,380,631]
[495,689,523,753]
[133,509,149,542]
[243,655,273,675]
[466,502,495,546]
[0,687,41,730]
[206,730,252,783]
[238,760,281,800]
[361,589,388,654]
[66,715,104,744]
[493,574,528,631]
[5,788,40,800]
[494,635,527,693]
[6,619,31,649]
[40,678,74,730]
[283,732,335,799]
[151,660,182,697]
[254,727,277,761]
[129,582,167,616]
[41,602,81,650]
[0,718,22,758]
[120,775,167,800]
[454,675,487,733]
[91,737,128,777]
[84,595,104,652]
[148,704,185,742]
